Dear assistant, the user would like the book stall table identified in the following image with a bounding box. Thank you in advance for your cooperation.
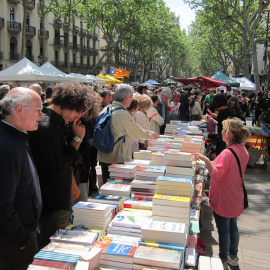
[30,132,210,270]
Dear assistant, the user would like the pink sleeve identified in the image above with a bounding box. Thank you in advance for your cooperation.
[210,150,232,181]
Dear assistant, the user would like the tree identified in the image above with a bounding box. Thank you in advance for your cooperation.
[185,0,270,91]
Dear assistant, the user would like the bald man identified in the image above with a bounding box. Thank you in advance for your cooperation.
[0,88,43,270]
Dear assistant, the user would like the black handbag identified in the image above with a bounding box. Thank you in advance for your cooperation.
[228,148,249,210]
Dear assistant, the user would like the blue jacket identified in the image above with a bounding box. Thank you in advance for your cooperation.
[0,121,42,247]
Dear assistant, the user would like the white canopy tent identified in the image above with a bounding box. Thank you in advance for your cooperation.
[69,73,93,83]
[233,77,256,91]
[40,62,75,82]
[0,58,59,82]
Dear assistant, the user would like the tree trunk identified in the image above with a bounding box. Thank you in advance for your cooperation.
[67,6,71,74]
[250,35,261,92]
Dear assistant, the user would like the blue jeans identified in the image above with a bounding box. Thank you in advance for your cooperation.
[213,211,239,261]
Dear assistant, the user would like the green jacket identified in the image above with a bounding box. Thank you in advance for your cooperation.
[97,101,153,164]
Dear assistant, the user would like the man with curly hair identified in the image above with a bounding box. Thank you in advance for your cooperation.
[29,82,95,249]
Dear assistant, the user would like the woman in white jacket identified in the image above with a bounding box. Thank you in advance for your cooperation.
[134,95,153,149]
[147,95,164,135]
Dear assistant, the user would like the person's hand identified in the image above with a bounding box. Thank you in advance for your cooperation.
[72,120,85,139]
[72,183,80,200]
[150,132,159,140]
[208,117,217,124]
[211,113,217,118]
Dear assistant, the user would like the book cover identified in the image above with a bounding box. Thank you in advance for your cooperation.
[153,194,190,205]
[100,183,131,192]
[111,214,151,229]
[123,200,153,210]
[118,208,152,217]
[50,229,98,246]
[109,164,137,173]
[72,202,111,212]
[138,240,184,251]
[30,259,71,269]
[156,176,192,184]
[133,246,182,269]
[88,195,124,205]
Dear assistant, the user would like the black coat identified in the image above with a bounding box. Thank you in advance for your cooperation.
[29,107,78,215]
[0,121,42,247]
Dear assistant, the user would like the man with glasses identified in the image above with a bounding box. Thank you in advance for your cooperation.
[0,87,43,269]
[29,82,94,249]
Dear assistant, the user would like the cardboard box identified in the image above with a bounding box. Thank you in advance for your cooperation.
[247,146,262,167]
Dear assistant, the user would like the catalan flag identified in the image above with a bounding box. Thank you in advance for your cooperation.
[110,67,124,78]
[121,68,130,78]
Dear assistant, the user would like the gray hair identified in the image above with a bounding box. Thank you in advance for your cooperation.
[0,85,10,100]
[161,87,172,97]
[115,84,134,102]
[0,89,32,118]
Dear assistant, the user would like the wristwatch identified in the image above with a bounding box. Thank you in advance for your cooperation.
[73,136,83,143]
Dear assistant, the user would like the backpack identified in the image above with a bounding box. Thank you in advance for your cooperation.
[92,105,123,153]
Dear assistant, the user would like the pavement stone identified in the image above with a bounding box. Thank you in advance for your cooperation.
[199,164,270,270]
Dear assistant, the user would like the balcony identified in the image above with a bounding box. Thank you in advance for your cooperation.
[25,54,34,61]
[72,25,79,34]
[54,39,64,47]
[53,19,62,29]
[80,29,87,36]
[25,26,36,37]
[0,51,3,59]
[71,62,78,68]
[10,52,20,60]
[93,48,98,55]
[26,0,35,9]
[100,45,107,51]
[51,60,65,67]
[93,33,98,40]
[38,29,49,39]
[0,18,4,29]
[7,21,21,32]
[72,43,79,51]
[104,60,113,65]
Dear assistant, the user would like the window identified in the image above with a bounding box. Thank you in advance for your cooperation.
[40,17,43,30]
[65,52,67,65]
[10,36,17,60]
[26,12,30,27]
[64,32,68,47]
[73,35,77,49]
[87,56,90,67]
[26,40,32,60]
[81,55,83,67]
[87,39,89,48]
[93,41,96,49]
[93,56,96,66]
[55,50,59,64]
[73,53,76,66]
[10,6,15,21]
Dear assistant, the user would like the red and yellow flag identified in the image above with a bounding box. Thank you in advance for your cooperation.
[110,67,124,78]
[121,68,130,78]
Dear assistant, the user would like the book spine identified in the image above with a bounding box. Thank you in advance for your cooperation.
[131,193,154,201]
[138,241,184,251]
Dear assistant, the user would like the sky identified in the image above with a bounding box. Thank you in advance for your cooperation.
[164,0,196,31]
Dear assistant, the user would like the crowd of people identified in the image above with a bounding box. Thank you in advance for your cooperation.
[0,80,269,270]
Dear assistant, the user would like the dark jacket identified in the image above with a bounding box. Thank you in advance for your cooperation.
[178,92,189,116]
[0,121,42,247]
[217,107,241,133]
[29,107,78,215]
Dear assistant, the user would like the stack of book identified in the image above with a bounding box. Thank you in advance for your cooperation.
[72,202,112,229]
[28,260,71,270]
[107,213,151,238]
[124,159,151,166]
[164,124,179,135]
[164,142,183,150]
[93,241,137,270]
[151,152,166,166]
[164,151,194,167]
[152,194,191,225]
[102,234,141,246]
[134,150,152,160]
[181,142,202,153]
[134,165,166,181]
[88,195,125,212]
[108,164,137,179]
[130,179,156,196]
[141,220,188,247]
[50,229,99,246]
[133,245,183,270]
[147,139,168,152]
[123,199,153,210]
[156,176,194,197]
[165,166,195,182]
[99,183,131,197]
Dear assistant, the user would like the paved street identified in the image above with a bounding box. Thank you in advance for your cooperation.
[200,163,270,270]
